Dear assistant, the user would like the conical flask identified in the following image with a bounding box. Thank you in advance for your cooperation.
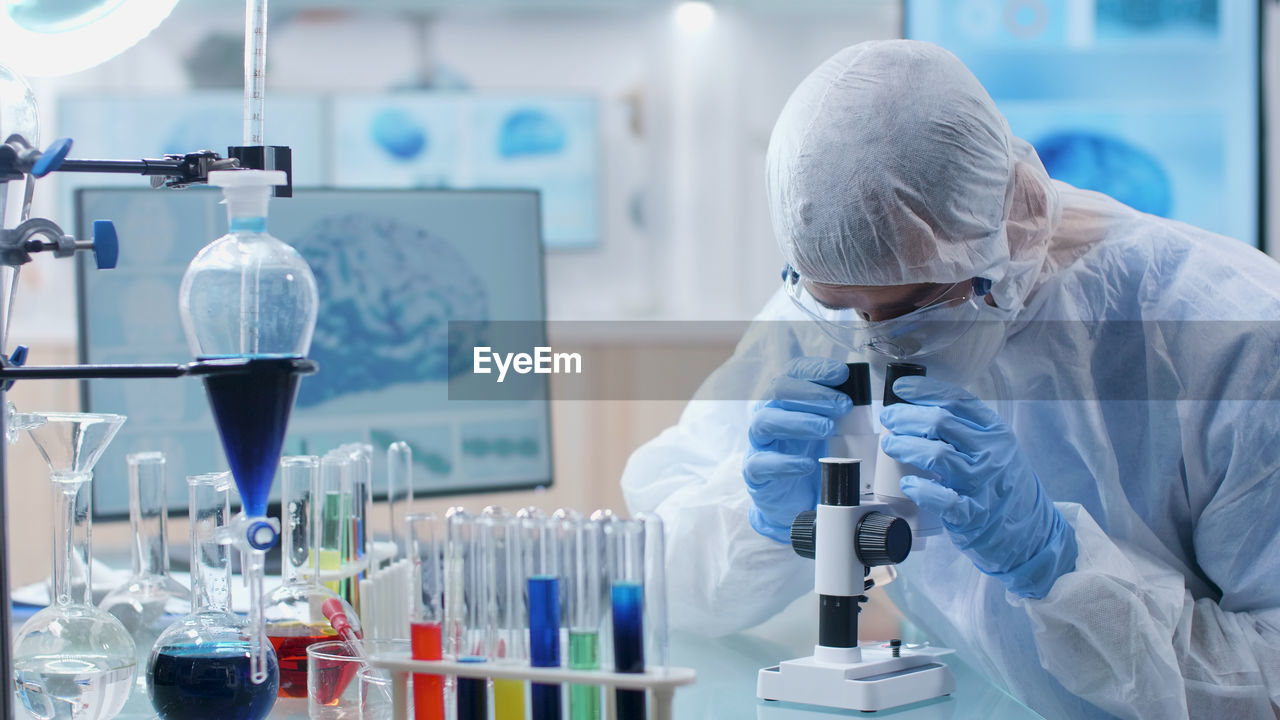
[99,452,189,716]
[13,411,137,720]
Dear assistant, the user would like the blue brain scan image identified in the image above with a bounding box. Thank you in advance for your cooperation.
[498,108,567,158]
[1034,131,1173,217]
[1096,0,1217,38]
[370,107,428,161]
[292,213,490,408]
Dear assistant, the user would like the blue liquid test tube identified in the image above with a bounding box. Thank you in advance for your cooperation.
[446,509,490,720]
[605,517,647,720]
[520,507,563,720]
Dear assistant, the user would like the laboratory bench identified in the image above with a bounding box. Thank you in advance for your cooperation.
[10,597,1043,720]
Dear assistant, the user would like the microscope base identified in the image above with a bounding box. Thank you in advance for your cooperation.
[757,643,955,712]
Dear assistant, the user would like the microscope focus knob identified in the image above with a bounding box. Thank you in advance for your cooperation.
[790,510,817,559]
[856,512,912,566]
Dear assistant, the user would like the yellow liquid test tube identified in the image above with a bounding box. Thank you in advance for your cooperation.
[493,679,526,720]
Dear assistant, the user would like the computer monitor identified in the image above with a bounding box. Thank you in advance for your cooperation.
[905,0,1263,248]
[76,187,553,519]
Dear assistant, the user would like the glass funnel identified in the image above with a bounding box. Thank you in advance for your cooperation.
[264,455,361,699]
[99,452,189,716]
[177,169,319,686]
[146,472,278,720]
[13,411,137,720]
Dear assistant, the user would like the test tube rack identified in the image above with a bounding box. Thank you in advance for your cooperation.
[367,655,698,720]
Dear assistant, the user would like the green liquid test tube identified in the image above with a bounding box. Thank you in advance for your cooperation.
[569,630,600,720]
[568,512,604,720]
[318,453,348,598]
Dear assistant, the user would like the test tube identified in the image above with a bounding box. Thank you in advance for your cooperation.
[407,513,445,720]
[482,507,526,720]
[639,513,669,673]
[563,511,602,720]
[605,517,646,720]
[342,443,373,578]
[387,442,414,560]
[279,456,318,586]
[519,507,563,720]
[318,451,351,600]
[447,508,490,720]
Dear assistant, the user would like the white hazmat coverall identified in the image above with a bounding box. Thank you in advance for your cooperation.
[622,40,1280,719]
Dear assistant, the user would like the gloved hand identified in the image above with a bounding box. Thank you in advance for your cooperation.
[743,357,852,543]
[879,376,1077,599]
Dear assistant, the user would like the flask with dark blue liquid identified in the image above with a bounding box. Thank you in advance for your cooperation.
[146,472,279,720]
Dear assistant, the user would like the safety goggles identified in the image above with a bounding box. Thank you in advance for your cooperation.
[782,265,992,359]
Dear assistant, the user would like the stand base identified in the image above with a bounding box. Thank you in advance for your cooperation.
[757,643,955,712]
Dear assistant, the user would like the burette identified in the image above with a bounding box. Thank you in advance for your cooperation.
[244,0,268,146]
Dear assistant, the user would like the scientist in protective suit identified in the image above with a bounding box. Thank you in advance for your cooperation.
[622,40,1280,719]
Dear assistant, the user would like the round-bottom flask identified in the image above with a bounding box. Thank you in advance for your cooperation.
[147,611,279,720]
[14,412,135,720]
[14,605,137,720]
[146,472,278,720]
[264,584,358,699]
[99,452,190,715]
[265,455,362,698]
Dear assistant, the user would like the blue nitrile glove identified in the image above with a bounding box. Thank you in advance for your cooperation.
[743,357,852,543]
[879,376,1077,599]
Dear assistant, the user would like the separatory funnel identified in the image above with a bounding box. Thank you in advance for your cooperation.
[177,168,319,686]
[13,411,136,720]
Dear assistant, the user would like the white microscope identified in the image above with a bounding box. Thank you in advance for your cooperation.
[756,362,956,713]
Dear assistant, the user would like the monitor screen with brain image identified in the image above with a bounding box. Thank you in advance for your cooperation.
[76,188,552,518]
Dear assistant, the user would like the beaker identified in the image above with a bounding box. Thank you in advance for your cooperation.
[99,451,190,715]
[146,472,279,720]
[13,411,137,720]
[264,455,361,699]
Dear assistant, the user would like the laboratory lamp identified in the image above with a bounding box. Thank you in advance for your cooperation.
[0,0,181,77]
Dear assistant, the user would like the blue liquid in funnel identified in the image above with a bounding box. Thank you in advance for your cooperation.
[200,356,305,519]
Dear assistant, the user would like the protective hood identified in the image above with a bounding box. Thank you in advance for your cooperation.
[766,39,1062,313]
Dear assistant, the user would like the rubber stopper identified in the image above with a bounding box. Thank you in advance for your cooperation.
[322,597,351,635]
